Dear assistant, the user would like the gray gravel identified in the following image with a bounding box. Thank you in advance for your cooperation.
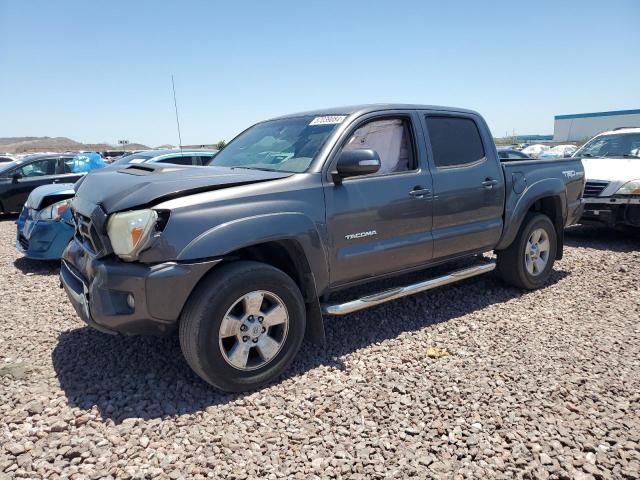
[1,219,639,479]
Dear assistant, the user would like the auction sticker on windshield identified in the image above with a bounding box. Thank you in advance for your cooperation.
[309,115,346,126]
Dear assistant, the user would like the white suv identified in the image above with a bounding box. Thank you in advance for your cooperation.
[575,127,640,228]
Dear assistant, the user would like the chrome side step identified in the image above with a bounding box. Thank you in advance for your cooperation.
[321,261,496,316]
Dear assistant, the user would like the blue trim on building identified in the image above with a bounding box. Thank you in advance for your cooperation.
[555,109,640,120]
[515,135,553,141]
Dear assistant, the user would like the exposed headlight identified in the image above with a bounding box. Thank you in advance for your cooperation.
[106,209,158,261]
[615,180,640,195]
[37,199,72,220]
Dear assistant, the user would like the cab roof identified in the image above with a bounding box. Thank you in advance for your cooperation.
[270,103,480,120]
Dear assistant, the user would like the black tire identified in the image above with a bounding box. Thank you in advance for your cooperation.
[179,261,306,392]
[497,213,557,290]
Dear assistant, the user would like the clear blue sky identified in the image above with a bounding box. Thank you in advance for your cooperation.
[1,0,638,146]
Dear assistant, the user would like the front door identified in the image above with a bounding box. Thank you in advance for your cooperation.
[5,157,60,212]
[421,113,505,259]
[324,114,434,286]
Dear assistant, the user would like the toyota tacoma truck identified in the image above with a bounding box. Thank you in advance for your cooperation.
[60,104,585,391]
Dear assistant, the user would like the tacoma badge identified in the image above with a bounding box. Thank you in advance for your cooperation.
[345,230,377,240]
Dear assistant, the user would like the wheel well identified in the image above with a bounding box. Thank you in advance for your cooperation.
[224,240,317,303]
[220,241,326,345]
[528,196,564,259]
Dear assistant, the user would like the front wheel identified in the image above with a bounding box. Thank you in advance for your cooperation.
[179,261,306,392]
[497,213,557,290]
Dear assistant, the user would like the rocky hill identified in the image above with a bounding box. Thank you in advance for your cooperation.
[0,137,150,154]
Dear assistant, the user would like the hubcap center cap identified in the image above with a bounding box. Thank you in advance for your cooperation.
[242,317,264,341]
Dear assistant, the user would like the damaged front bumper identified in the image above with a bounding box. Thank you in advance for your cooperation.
[581,197,640,228]
[60,238,221,335]
[15,207,75,260]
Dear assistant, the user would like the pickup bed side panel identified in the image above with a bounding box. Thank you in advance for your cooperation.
[497,159,584,250]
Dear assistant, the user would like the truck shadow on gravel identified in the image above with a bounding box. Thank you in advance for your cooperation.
[14,257,60,276]
[52,270,569,422]
[565,225,639,252]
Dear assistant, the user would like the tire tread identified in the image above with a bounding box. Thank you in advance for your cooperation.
[179,261,305,391]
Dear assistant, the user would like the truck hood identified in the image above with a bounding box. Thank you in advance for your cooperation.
[25,183,76,210]
[581,157,640,196]
[74,164,292,213]
[581,157,640,182]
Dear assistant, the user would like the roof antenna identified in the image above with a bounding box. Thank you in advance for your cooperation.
[171,74,183,151]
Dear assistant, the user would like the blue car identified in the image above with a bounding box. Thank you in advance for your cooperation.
[15,152,107,260]
[16,183,76,260]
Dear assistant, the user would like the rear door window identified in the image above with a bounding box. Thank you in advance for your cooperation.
[426,116,485,167]
[157,155,194,166]
[196,155,214,165]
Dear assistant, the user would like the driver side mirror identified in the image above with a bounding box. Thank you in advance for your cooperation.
[11,172,22,183]
[333,149,381,182]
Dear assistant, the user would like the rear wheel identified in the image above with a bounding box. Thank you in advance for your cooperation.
[497,213,557,290]
[179,261,306,392]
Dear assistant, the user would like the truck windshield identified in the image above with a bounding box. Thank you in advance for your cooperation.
[213,115,343,172]
[574,133,640,159]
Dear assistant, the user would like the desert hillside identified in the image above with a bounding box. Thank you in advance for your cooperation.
[0,136,150,154]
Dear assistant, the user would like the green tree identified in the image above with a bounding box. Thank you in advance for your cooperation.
[216,140,226,150]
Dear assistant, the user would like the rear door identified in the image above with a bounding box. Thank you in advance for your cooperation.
[421,112,505,259]
[324,112,434,286]
[56,156,87,184]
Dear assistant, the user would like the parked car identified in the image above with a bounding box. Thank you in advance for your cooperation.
[575,127,640,228]
[539,145,578,159]
[0,152,106,214]
[15,153,108,259]
[522,144,550,158]
[15,184,76,260]
[59,104,584,392]
[110,149,218,167]
[0,154,16,163]
[496,147,531,161]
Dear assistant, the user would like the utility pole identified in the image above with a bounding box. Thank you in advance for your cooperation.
[171,75,183,151]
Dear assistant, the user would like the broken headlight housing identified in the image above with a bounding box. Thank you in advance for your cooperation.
[37,199,72,220]
[106,209,158,261]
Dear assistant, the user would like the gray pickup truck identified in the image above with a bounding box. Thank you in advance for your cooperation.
[60,104,585,391]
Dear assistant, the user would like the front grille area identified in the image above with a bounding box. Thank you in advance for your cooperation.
[583,181,609,198]
[74,212,104,254]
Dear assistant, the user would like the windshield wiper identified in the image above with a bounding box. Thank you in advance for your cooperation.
[230,166,281,172]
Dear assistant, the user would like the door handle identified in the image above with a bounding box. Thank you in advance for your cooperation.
[52,179,60,183]
[409,187,431,198]
[482,178,498,189]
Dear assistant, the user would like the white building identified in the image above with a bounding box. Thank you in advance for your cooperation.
[553,109,640,142]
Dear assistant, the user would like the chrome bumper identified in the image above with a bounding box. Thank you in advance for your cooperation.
[583,197,640,205]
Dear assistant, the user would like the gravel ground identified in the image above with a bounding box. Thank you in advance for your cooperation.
[1,218,639,479]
